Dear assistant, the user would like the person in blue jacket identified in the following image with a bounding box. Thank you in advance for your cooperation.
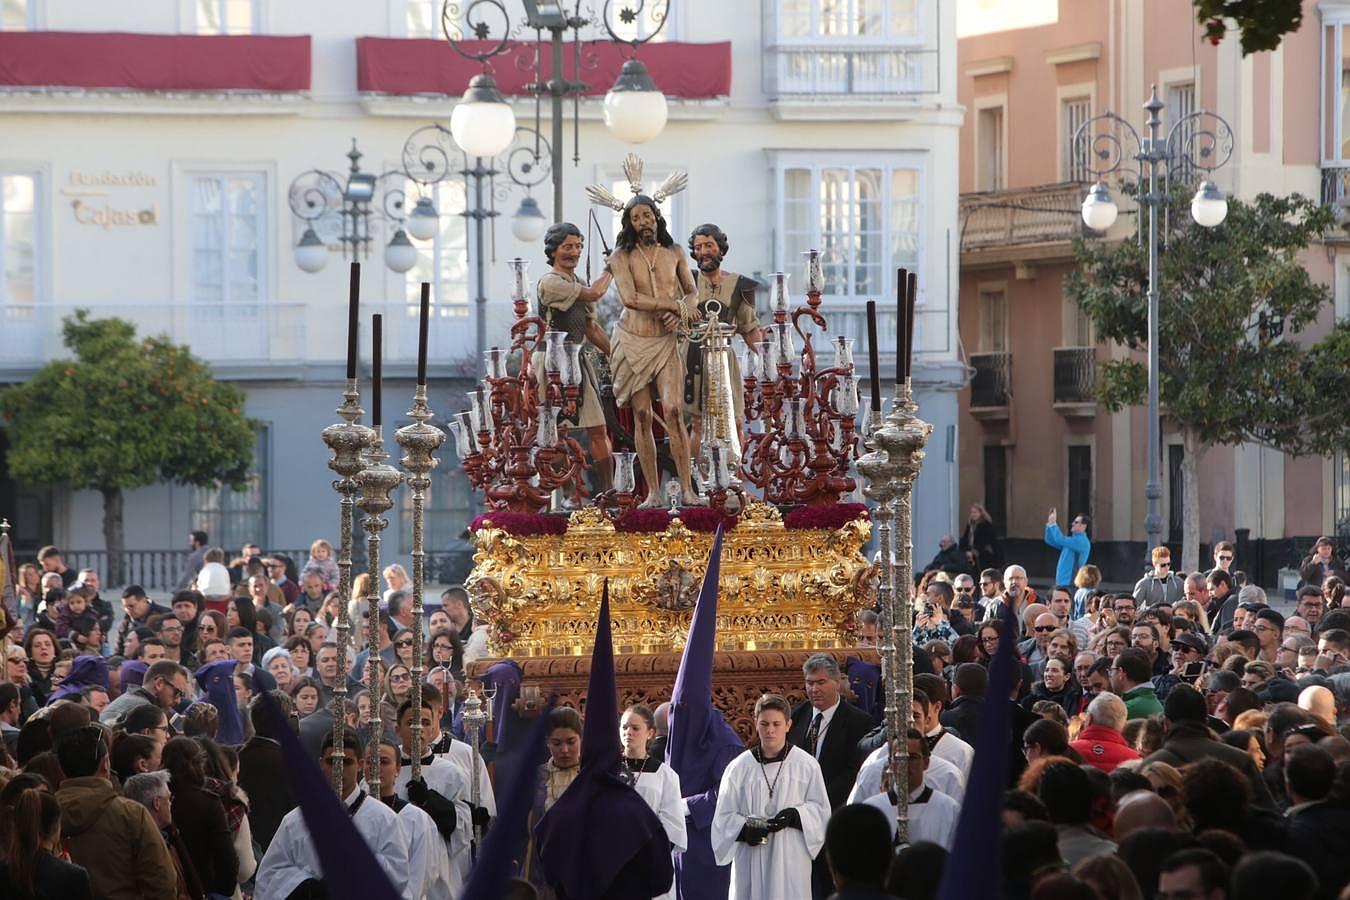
[1044,508,1091,589]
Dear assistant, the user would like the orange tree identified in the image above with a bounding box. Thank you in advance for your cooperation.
[1,311,257,582]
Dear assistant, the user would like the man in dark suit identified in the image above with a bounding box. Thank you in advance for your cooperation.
[940,662,987,744]
[787,652,876,899]
[237,691,297,854]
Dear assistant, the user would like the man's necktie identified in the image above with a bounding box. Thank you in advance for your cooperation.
[806,711,822,756]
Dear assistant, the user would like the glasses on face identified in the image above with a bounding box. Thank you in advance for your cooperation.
[1217,554,1233,562]
[1106,641,1126,652]
[1114,605,1135,614]
[395,639,413,648]
[201,623,216,634]
[390,673,412,683]
[980,636,1000,645]
[1156,562,1171,569]
[1253,624,1276,634]
[956,586,974,593]
[1033,625,1056,633]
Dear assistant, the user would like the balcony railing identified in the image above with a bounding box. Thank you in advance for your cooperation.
[46,548,474,592]
[1053,346,1097,410]
[960,183,1089,252]
[764,45,938,97]
[969,351,1011,415]
[0,301,478,371]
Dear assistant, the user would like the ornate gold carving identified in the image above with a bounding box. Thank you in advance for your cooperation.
[464,499,872,657]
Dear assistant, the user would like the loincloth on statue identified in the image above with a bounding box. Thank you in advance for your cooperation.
[609,319,684,408]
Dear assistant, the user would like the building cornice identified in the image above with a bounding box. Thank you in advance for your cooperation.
[1044,43,1102,67]
[963,56,1014,78]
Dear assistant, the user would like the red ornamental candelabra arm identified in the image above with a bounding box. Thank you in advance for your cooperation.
[792,305,829,374]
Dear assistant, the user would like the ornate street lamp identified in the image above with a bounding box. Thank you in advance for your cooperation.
[1074,85,1234,553]
[288,139,424,275]
[402,123,553,358]
[441,0,671,222]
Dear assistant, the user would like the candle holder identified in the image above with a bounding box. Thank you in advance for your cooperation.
[355,426,402,795]
[855,375,931,846]
[452,259,588,513]
[394,385,446,780]
[740,250,861,505]
[595,450,641,518]
[319,379,374,792]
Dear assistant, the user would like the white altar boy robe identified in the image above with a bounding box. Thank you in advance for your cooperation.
[395,755,473,892]
[628,759,688,900]
[711,746,830,900]
[397,798,456,899]
[255,788,412,900]
[847,743,965,805]
[861,783,961,850]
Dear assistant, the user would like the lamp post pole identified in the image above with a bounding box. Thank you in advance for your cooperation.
[466,156,498,359]
[1074,85,1232,556]
[1142,91,1164,551]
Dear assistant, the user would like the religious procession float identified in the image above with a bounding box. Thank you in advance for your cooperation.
[324,154,930,745]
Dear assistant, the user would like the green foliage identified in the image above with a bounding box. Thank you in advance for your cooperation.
[0,310,259,492]
[1194,0,1304,54]
[1065,190,1347,456]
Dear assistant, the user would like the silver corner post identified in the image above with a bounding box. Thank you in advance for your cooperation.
[321,379,374,793]
[395,382,446,780]
[356,424,402,796]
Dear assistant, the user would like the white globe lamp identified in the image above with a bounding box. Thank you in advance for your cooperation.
[449,74,516,159]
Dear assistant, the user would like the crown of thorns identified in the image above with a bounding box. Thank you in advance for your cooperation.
[584,153,688,212]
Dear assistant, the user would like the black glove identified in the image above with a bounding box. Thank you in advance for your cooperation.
[405,782,459,841]
[405,777,429,804]
[768,808,802,832]
[471,804,492,831]
[737,823,771,845]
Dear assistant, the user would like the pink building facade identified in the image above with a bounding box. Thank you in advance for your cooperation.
[956,0,1348,583]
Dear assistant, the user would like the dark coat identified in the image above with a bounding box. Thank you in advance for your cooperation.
[0,853,94,900]
[788,699,875,811]
[939,695,983,744]
[1141,722,1277,809]
[1287,800,1350,900]
[169,780,238,896]
[237,735,296,853]
[960,519,1001,571]
[1020,680,1083,720]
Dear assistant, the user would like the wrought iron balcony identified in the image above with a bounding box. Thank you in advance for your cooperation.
[1053,346,1097,415]
[969,351,1011,418]
[960,183,1089,253]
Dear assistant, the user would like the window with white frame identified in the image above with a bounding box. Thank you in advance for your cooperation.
[1,0,32,30]
[195,0,257,35]
[977,105,1005,191]
[1061,96,1091,182]
[776,0,919,40]
[406,0,437,38]
[406,179,471,325]
[191,426,268,550]
[1165,81,1197,184]
[776,160,920,302]
[1,173,38,307]
[190,173,265,307]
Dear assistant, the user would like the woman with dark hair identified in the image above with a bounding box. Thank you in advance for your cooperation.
[161,736,238,899]
[0,787,92,899]
[22,630,59,706]
[288,677,321,717]
[0,772,49,854]
[960,502,1001,573]
[427,628,464,682]
[284,635,314,677]
[198,737,257,896]
[109,732,161,784]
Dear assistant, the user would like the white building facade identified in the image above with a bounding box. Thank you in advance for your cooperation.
[0,0,963,580]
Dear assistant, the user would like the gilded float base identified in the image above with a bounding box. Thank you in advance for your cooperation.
[465,500,873,658]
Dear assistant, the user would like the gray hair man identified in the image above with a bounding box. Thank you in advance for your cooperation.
[1069,691,1140,773]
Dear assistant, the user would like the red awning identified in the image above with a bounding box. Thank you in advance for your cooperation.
[356,38,731,99]
[0,32,311,92]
